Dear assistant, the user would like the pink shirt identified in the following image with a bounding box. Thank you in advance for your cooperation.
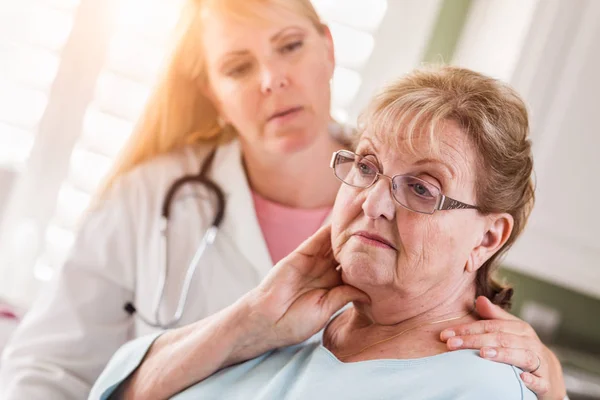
[252,191,332,265]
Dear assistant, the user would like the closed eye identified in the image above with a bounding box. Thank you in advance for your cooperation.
[280,40,303,54]
[227,62,252,77]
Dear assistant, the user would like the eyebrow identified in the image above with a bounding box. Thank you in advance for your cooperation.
[358,138,455,178]
[357,137,377,153]
[271,25,305,42]
[220,26,305,60]
[358,133,457,176]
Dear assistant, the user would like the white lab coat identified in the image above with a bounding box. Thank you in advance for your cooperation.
[0,139,290,399]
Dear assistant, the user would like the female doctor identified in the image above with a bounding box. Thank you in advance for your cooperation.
[0,0,566,398]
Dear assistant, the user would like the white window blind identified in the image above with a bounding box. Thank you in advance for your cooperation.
[34,0,185,280]
[0,1,78,166]
[315,0,388,123]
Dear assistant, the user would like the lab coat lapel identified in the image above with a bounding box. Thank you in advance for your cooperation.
[212,140,274,278]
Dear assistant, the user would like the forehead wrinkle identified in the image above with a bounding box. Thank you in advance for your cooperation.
[435,128,478,198]
[355,135,380,157]
[413,158,455,180]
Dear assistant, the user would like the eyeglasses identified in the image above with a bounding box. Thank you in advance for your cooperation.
[330,150,479,215]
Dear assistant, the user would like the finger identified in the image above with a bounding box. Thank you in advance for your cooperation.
[320,285,370,317]
[520,372,550,397]
[440,319,530,341]
[445,332,536,351]
[479,347,542,375]
[475,296,520,321]
[296,224,333,258]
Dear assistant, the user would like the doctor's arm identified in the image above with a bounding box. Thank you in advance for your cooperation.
[0,178,139,400]
[92,225,366,400]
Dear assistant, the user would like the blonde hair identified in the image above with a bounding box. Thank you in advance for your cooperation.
[358,65,535,309]
[97,0,325,199]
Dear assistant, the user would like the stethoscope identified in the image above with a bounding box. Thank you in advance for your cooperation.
[124,148,225,329]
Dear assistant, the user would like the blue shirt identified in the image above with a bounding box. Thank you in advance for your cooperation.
[90,333,535,400]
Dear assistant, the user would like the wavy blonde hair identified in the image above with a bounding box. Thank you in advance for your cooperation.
[97,0,325,198]
[358,65,535,309]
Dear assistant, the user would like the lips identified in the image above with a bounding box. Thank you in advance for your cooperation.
[354,231,397,250]
[267,106,303,121]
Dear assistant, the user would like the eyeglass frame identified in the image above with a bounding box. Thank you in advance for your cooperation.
[329,150,479,215]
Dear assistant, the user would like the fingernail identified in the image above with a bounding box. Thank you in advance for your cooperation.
[448,337,463,348]
[440,330,455,340]
[522,373,532,384]
[482,348,497,358]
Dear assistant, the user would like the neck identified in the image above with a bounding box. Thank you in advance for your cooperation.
[350,271,479,326]
[323,285,478,359]
[240,129,344,208]
[350,288,476,333]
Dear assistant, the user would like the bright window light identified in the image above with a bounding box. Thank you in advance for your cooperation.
[114,0,184,45]
[105,34,166,84]
[94,71,151,120]
[8,219,41,261]
[0,123,35,165]
[0,79,48,129]
[3,47,61,90]
[331,67,362,108]
[80,107,133,157]
[42,0,82,11]
[329,22,375,70]
[331,108,349,125]
[312,0,388,32]
[67,147,113,193]
[19,7,74,51]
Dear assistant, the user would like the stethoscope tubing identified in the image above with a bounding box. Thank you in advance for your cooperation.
[124,148,225,329]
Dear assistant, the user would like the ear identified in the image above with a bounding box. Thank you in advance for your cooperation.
[465,213,514,273]
[321,25,336,76]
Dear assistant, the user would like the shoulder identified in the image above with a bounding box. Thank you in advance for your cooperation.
[120,143,216,192]
[101,139,239,208]
[438,350,536,399]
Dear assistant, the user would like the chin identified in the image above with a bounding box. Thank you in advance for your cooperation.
[267,127,319,154]
[339,251,395,290]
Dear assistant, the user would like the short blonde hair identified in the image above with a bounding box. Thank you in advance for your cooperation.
[358,65,535,309]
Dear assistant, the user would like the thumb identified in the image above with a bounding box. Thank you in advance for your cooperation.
[321,285,370,317]
[296,224,333,258]
[475,295,519,321]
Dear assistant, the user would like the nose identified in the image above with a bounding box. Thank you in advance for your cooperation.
[361,177,396,221]
[260,62,289,94]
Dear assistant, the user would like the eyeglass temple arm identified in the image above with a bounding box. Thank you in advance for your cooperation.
[438,195,479,211]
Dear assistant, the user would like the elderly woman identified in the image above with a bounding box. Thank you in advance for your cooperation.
[91,66,540,399]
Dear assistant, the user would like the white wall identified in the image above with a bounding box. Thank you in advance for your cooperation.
[455,0,600,299]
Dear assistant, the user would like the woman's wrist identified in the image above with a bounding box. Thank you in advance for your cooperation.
[222,291,284,365]
[121,295,276,400]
